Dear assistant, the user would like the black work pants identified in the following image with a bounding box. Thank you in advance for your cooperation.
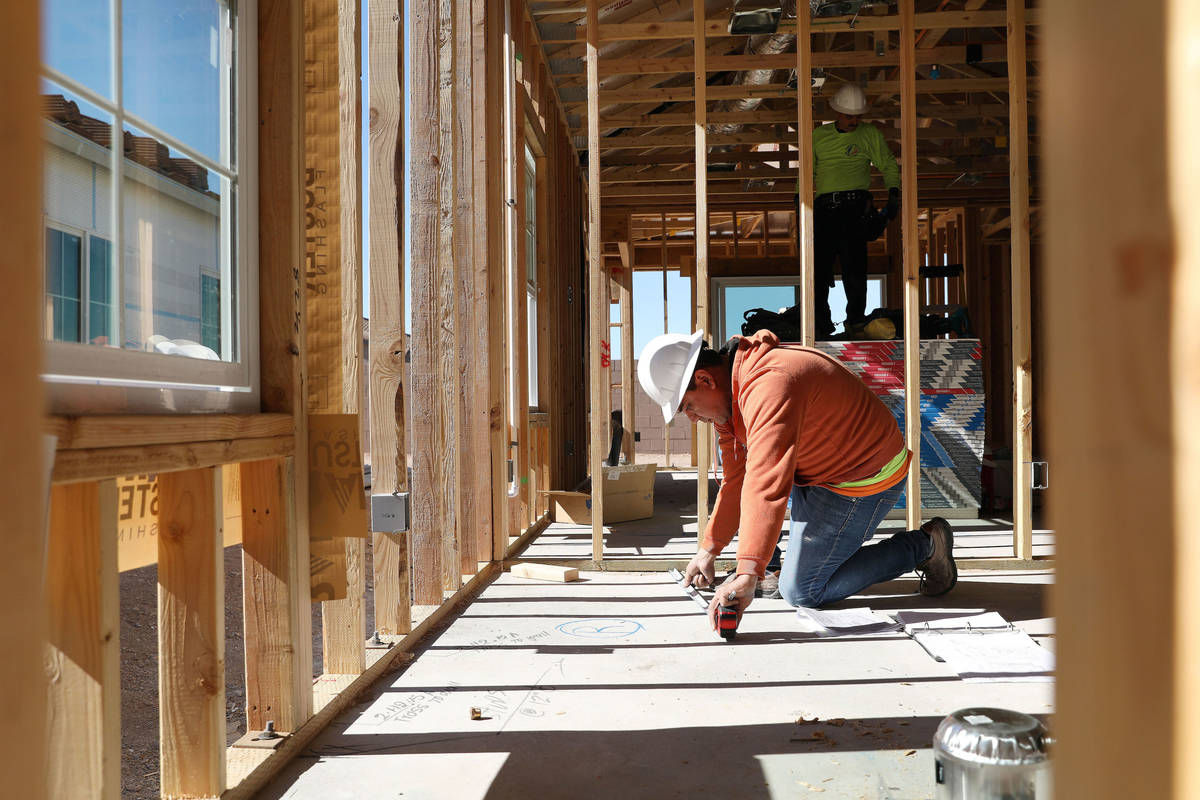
[807,192,872,335]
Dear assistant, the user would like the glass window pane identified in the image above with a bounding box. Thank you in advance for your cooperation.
[200,273,221,353]
[46,229,63,295]
[62,233,81,297]
[89,236,116,346]
[42,0,113,100]
[46,228,83,343]
[124,124,234,360]
[122,0,233,165]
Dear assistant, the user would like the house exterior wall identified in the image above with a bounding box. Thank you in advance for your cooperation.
[43,121,222,352]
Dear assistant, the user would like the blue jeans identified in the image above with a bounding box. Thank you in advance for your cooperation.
[778,482,932,608]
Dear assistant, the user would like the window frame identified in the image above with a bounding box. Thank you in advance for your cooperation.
[712,274,889,342]
[40,0,259,413]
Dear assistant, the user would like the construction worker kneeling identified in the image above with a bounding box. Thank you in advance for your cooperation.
[638,330,957,631]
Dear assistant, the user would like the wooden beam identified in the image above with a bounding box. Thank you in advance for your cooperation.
[586,0,605,560]
[0,0,47,792]
[48,414,293,450]
[693,0,711,535]
[796,13,814,345]
[304,0,347,414]
[456,0,483,577]
[512,0,533,540]
[45,481,119,800]
[367,0,411,635]
[584,103,1014,130]
[541,9,1040,43]
[256,0,314,734]
[410,0,447,604]
[240,458,309,731]
[587,43,1011,78]
[438,0,462,591]
[578,77,1028,108]
[157,468,225,798]
[1043,1,1176,798]
[900,0,921,529]
[619,269,635,461]
[1170,2,1200,796]
[1008,0,1033,561]
[480,0,510,562]
[52,436,295,485]
[305,0,366,677]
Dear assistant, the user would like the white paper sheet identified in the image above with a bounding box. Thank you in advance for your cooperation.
[913,630,1055,682]
[793,606,901,637]
[901,611,1055,682]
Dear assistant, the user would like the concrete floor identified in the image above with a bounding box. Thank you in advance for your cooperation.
[259,472,1054,800]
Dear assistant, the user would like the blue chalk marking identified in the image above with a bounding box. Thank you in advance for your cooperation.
[555,618,644,639]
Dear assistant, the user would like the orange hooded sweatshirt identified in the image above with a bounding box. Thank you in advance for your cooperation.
[701,331,911,578]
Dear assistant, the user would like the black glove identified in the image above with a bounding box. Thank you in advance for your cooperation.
[886,187,901,220]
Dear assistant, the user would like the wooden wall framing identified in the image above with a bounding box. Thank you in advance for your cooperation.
[2,3,49,794]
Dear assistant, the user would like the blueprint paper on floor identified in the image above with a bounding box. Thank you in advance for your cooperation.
[793,606,901,637]
[900,611,1055,682]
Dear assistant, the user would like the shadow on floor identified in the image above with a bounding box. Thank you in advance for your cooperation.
[259,715,965,800]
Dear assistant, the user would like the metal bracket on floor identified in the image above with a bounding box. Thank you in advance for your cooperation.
[232,721,291,750]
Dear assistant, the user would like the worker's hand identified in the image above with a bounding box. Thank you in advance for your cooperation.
[684,549,717,588]
[886,187,901,220]
[707,574,756,631]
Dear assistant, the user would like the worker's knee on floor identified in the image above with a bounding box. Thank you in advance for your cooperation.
[781,581,824,609]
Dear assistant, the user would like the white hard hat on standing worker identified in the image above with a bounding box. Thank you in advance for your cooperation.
[637,330,706,424]
[829,84,868,116]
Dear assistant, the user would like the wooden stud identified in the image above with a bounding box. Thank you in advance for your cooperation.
[900,0,922,529]
[0,1,47,792]
[1008,0,1034,561]
[586,0,605,559]
[437,0,462,592]
[157,468,225,798]
[797,7,815,344]
[662,264,671,466]
[694,0,711,532]
[257,0,314,728]
[456,0,482,577]
[1170,1,1200,794]
[367,0,411,635]
[45,481,119,800]
[619,238,635,463]
[1043,1,1176,797]
[240,458,310,731]
[513,0,532,540]
[303,0,347,414]
[480,0,510,562]
[305,0,366,676]
[410,0,446,605]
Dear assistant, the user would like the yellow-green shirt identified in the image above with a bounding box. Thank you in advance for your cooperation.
[799,122,901,196]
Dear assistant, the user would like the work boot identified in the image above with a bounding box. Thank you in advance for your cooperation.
[915,517,957,596]
[756,570,781,599]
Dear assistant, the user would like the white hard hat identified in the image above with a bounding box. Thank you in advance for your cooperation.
[830,84,868,115]
[637,330,706,424]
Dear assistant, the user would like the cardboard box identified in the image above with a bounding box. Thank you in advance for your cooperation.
[545,463,657,525]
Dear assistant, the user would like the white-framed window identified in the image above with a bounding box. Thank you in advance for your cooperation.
[44,223,118,346]
[524,146,538,408]
[40,0,258,412]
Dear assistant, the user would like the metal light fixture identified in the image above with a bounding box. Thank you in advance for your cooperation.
[728,2,783,35]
